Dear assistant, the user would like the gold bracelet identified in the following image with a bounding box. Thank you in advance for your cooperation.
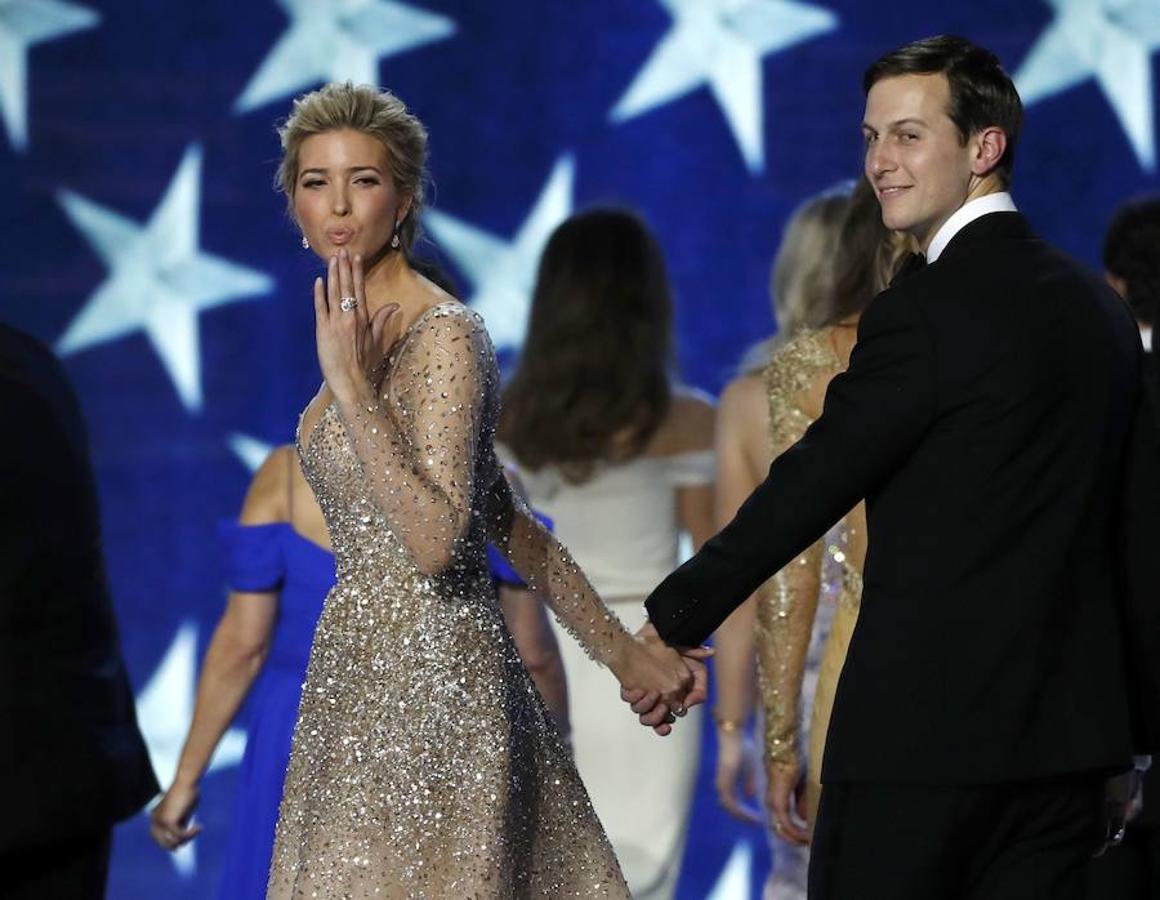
[713,711,743,733]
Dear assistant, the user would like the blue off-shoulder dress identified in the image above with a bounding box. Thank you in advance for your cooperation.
[215,521,335,899]
[214,520,541,897]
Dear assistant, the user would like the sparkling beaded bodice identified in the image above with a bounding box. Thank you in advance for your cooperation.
[294,307,498,615]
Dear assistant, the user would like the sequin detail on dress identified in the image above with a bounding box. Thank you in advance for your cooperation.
[267,302,630,898]
[754,329,866,776]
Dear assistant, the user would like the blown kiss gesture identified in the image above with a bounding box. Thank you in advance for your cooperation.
[314,248,402,402]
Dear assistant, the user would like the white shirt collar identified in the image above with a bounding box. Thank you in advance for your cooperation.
[1142,324,1153,353]
[925,191,1017,263]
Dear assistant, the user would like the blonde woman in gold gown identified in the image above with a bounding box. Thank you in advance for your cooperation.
[712,181,909,897]
[263,83,705,899]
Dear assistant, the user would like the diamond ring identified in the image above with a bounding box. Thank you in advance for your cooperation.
[339,296,358,312]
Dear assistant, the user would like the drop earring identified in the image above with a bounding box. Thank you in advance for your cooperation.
[301,235,310,249]
[390,233,400,250]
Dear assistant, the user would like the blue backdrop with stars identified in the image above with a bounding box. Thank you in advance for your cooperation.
[2,0,1160,896]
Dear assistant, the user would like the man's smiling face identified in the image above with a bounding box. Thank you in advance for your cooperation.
[862,72,977,250]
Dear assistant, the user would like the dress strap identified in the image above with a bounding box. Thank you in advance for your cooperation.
[664,449,715,486]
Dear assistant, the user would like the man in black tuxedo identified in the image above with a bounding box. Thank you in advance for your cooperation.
[1104,196,1160,422]
[635,36,1160,899]
[1086,196,1160,898]
[0,323,158,898]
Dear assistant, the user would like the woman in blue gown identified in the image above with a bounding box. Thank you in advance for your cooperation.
[149,446,568,897]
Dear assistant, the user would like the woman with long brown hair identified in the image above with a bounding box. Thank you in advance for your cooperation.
[499,208,716,899]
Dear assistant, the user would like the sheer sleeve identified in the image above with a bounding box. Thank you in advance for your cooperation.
[483,465,633,668]
[756,538,822,773]
[754,336,836,773]
[332,304,489,576]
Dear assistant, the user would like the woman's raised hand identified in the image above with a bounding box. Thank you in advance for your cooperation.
[313,249,401,400]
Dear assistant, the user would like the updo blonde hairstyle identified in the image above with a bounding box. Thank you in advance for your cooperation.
[770,188,851,340]
[276,82,428,254]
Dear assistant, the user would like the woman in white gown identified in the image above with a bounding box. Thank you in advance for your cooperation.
[498,209,717,899]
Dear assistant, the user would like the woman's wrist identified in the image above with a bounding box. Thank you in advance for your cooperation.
[171,765,202,790]
[606,629,638,680]
[764,748,800,776]
[713,709,747,734]
[330,373,374,410]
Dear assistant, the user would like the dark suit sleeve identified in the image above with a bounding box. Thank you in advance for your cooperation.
[1120,380,1160,754]
[646,287,938,646]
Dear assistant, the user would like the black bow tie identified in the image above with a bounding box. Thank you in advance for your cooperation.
[891,252,927,285]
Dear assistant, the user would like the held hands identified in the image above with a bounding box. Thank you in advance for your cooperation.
[314,249,402,401]
[149,780,202,851]
[617,621,712,737]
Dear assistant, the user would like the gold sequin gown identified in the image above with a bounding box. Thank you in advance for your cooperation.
[267,302,631,899]
[756,328,867,829]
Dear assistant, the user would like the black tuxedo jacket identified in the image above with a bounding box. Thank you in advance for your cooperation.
[0,324,158,850]
[647,212,1160,785]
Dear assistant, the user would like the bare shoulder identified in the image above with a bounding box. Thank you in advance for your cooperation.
[718,372,768,428]
[649,385,717,455]
[238,444,293,525]
[717,371,771,462]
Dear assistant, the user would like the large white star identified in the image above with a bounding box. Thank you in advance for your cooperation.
[235,0,456,113]
[0,0,98,150]
[425,156,574,353]
[707,840,753,899]
[229,432,275,473]
[56,146,273,412]
[137,621,247,877]
[1016,0,1160,170]
[610,0,838,173]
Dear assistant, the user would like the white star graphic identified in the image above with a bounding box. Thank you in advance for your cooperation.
[707,840,753,899]
[0,0,98,150]
[1016,0,1160,170]
[610,0,838,173]
[425,156,575,353]
[56,145,274,412]
[235,0,456,113]
[137,621,247,877]
[229,432,275,473]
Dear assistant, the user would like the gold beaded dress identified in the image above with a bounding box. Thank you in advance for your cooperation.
[755,328,867,828]
[266,302,631,898]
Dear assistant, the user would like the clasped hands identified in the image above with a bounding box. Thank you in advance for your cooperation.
[615,621,711,737]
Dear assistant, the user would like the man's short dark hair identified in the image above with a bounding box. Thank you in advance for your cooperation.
[864,35,1023,186]
[1104,196,1160,326]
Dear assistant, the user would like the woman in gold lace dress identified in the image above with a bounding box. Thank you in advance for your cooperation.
[264,82,704,899]
[712,180,910,895]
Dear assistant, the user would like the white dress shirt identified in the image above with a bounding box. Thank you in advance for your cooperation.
[926,191,1018,263]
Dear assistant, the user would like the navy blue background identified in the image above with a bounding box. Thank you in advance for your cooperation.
[2,0,1158,895]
